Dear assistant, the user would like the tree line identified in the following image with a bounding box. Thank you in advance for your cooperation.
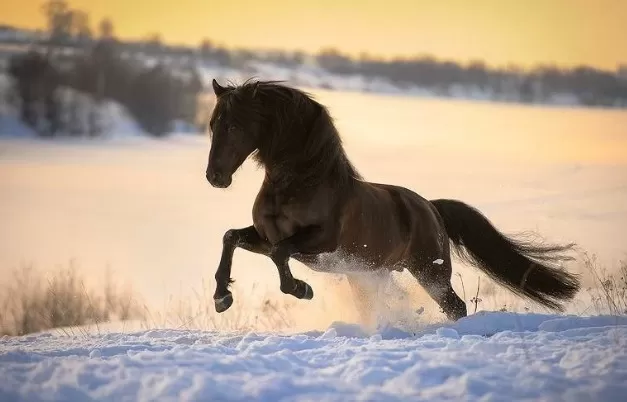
[5,0,203,138]
[313,49,627,106]
[3,0,626,139]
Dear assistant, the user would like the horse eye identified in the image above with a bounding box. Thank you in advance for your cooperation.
[227,125,237,132]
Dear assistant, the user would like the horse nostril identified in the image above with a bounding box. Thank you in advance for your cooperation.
[207,170,224,185]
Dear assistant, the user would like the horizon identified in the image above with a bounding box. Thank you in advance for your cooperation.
[1,0,627,72]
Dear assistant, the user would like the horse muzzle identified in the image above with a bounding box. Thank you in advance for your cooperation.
[206,170,232,188]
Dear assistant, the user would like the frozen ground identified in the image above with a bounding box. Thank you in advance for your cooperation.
[1,312,626,401]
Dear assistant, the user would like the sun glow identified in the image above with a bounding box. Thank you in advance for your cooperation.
[2,0,626,70]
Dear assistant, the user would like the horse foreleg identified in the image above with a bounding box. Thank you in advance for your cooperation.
[269,224,338,301]
[214,226,271,313]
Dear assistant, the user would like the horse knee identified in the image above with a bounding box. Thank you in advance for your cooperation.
[223,229,238,246]
[270,245,290,263]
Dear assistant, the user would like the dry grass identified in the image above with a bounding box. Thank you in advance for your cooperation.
[454,251,627,316]
[139,279,298,333]
[150,252,627,334]
[581,252,627,316]
[3,251,625,338]
[0,261,144,336]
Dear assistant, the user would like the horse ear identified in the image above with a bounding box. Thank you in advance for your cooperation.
[212,79,227,96]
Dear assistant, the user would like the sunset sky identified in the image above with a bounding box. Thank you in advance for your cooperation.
[2,0,626,71]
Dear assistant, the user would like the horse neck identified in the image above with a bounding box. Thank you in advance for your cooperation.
[259,103,360,192]
[261,144,357,193]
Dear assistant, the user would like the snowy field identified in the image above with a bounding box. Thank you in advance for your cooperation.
[1,313,626,401]
[1,87,627,400]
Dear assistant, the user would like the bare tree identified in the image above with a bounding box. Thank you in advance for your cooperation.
[99,18,115,40]
[71,10,92,41]
[41,0,72,42]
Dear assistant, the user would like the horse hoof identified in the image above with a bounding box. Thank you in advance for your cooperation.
[302,283,314,300]
[214,294,233,313]
[294,280,314,300]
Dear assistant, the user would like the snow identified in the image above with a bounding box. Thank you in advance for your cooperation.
[0,113,39,138]
[0,85,147,140]
[1,83,627,400]
[1,312,626,401]
[0,102,148,141]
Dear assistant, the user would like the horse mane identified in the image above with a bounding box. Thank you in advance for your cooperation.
[217,79,362,189]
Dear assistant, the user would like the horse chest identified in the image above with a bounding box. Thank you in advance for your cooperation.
[253,192,304,244]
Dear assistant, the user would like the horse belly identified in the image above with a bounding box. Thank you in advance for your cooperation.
[339,183,416,267]
[293,250,380,274]
[338,213,409,267]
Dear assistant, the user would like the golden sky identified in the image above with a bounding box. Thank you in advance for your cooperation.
[2,0,626,70]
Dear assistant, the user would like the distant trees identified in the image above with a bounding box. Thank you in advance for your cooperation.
[8,51,61,136]
[3,1,204,137]
[313,48,627,106]
[40,0,115,44]
[199,39,213,57]
[466,61,489,91]
[198,38,230,66]
[70,10,92,42]
[41,0,92,43]
[98,18,115,40]
[126,63,202,136]
[3,1,626,119]
[144,33,163,52]
[316,48,355,75]
[7,47,113,137]
[8,37,203,137]
[41,0,72,42]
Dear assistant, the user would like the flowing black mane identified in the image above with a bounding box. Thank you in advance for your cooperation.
[214,79,362,189]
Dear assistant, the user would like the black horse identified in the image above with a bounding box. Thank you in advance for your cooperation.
[206,79,580,321]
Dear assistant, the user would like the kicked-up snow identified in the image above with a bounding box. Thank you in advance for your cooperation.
[1,312,626,401]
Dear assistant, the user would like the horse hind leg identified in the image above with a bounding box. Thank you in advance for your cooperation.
[406,252,467,321]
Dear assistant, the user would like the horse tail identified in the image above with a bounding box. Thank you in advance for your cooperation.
[431,199,580,311]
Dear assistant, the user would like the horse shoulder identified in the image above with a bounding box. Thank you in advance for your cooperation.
[252,181,338,244]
